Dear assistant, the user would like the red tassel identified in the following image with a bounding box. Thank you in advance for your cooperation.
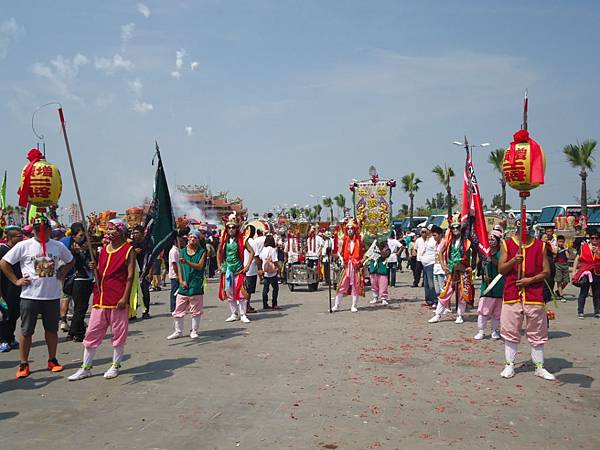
[39,222,47,256]
[17,149,45,207]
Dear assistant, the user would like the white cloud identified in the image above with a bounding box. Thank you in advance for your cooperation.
[190,61,199,71]
[95,94,116,108]
[0,18,24,60]
[94,53,133,75]
[121,22,135,44]
[175,49,186,69]
[133,100,153,113]
[185,126,193,136]
[31,53,89,100]
[129,77,143,95]
[137,3,151,18]
[170,70,181,79]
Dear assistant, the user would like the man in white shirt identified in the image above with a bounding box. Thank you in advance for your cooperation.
[168,232,186,312]
[0,216,74,378]
[244,225,261,313]
[319,230,334,285]
[420,226,438,306]
[387,231,402,287]
[413,229,427,287]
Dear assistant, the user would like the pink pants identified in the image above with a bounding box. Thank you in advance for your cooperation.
[500,301,548,346]
[338,263,359,297]
[173,294,204,318]
[83,307,129,349]
[477,296,502,320]
[370,274,389,300]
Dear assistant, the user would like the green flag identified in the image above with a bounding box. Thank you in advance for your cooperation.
[142,142,176,276]
[0,171,6,210]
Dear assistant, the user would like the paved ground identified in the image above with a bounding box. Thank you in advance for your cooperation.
[1,271,599,450]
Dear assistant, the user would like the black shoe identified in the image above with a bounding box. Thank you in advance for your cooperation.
[595,313,600,319]
[129,316,138,322]
[142,312,151,319]
[73,336,84,342]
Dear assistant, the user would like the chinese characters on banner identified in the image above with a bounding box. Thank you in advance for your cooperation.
[354,182,391,237]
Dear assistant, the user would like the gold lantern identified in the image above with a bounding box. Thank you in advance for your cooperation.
[19,155,62,208]
[502,130,546,192]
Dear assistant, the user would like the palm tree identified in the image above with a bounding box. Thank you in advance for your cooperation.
[289,206,300,219]
[432,164,455,219]
[334,194,346,219]
[488,148,507,212]
[400,173,422,226]
[563,139,597,217]
[313,204,322,221]
[322,197,334,222]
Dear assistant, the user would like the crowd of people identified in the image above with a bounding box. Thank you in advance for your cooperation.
[1,212,598,383]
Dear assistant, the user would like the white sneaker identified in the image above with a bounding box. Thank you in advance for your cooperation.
[225,314,238,322]
[455,316,464,324]
[60,319,70,332]
[474,330,485,340]
[501,364,515,378]
[331,304,339,312]
[104,364,119,379]
[68,367,92,381]
[350,306,358,313]
[381,299,389,306]
[428,315,441,323]
[190,330,199,339]
[491,330,501,340]
[166,331,183,340]
[443,308,451,316]
[534,367,556,381]
[369,298,378,304]
[240,315,250,323]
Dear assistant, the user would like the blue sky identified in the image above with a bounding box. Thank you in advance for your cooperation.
[1,1,599,219]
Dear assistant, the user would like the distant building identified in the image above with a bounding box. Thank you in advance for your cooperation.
[176,184,247,221]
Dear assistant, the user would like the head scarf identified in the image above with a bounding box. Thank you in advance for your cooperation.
[107,218,127,235]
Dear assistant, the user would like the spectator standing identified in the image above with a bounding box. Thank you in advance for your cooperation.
[420,227,437,306]
[168,230,187,312]
[386,231,402,287]
[572,231,600,319]
[431,226,447,297]
[0,226,23,352]
[553,235,570,301]
[0,216,74,378]
[243,225,259,314]
[258,235,280,309]
[64,223,96,342]
[413,229,427,287]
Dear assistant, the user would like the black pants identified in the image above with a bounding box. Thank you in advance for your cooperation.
[69,279,93,339]
[387,262,397,287]
[262,276,279,307]
[0,289,20,343]
[413,260,423,287]
[577,275,600,315]
[140,278,151,313]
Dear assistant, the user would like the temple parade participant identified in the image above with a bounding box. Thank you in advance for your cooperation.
[498,233,555,380]
[332,219,365,313]
[429,222,473,324]
[68,219,136,381]
[474,229,504,340]
[167,229,207,340]
[306,226,321,270]
[217,214,254,323]
[366,239,391,306]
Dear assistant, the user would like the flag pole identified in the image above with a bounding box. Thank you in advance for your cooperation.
[520,91,529,270]
[58,107,99,282]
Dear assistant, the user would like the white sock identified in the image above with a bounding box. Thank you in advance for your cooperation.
[477,315,488,332]
[173,317,184,333]
[191,316,201,331]
[351,295,358,308]
[238,300,247,316]
[113,345,124,366]
[491,318,500,332]
[435,302,446,316]
[531,345,544,368]
[457,302,466,317]
[82,347,97,369]
[227,300,238,315]
[334,295,342,308]
[504,341,518,364]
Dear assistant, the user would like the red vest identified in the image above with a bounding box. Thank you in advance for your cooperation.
[93,242,133,308]
[578,243,600,276]
[503,237,545,305]
[341,235,363,267]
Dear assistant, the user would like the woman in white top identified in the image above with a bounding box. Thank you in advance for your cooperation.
[258,235,280,310]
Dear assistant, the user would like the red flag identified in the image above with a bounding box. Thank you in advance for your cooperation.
[461,148,490,257]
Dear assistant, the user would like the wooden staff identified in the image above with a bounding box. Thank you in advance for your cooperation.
[57,107,100,285]
[519,91,529,282]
